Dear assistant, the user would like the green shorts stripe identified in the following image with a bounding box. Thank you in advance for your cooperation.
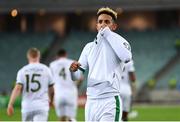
[115,95,120,122]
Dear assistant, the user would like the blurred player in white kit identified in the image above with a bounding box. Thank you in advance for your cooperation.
[50,49,83,121]
[7,48,54,122]
[120,60,136,121]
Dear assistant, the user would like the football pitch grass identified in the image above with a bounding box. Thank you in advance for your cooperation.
[1,105,180,121]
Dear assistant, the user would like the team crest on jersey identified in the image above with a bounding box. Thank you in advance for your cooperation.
[123,42,131,51]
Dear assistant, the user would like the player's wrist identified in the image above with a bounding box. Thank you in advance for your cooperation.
[8,103,13,108]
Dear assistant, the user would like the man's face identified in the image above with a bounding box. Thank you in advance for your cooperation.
[96,14,117,32]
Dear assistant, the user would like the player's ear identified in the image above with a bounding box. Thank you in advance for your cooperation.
[112,23,117,31]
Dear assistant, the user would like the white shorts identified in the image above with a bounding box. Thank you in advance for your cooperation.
[85,95,122,121]
[22,110,48,122]
[54,95,77,119]
[120,94,132,112]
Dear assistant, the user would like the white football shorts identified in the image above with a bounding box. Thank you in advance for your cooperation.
[22,110,48,122]
[54,95,77,119]
[120,93,132,112]
[85,95,122,121]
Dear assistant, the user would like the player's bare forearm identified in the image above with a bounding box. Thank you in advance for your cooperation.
[129,72,136,82]
[129,72,136,97]
[8,84,22,106]
[48,85,54,106]
[75,76,84,88]
[7,84,22,116]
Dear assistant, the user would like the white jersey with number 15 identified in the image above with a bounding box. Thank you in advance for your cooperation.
[16,63,54,113]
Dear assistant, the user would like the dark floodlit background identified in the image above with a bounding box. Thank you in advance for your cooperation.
[0,0,180,121]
